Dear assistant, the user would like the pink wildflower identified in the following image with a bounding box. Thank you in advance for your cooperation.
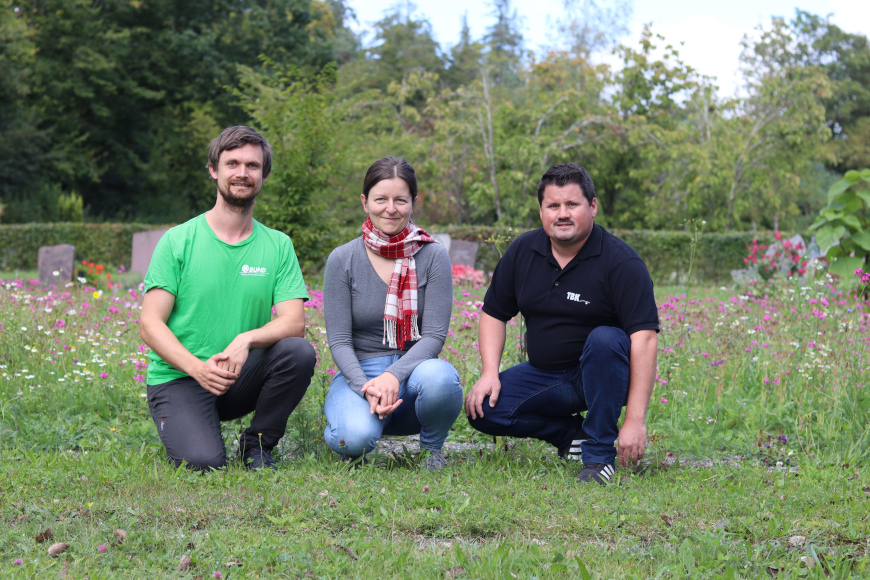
[98,544,107,552]
[100,372,109,378]
[133,374,145,382]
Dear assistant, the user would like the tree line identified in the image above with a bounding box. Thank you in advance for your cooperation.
[1,0,868,235]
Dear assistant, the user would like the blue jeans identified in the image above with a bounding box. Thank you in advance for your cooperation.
[323,356,463,457]
[467,326,631,465]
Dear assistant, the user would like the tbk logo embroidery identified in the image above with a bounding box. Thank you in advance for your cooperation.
[566,292,590,305]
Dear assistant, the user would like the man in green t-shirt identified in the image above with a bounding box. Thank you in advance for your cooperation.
[139,126,316,471]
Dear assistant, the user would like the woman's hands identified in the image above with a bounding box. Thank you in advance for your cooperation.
[360,372,403,419]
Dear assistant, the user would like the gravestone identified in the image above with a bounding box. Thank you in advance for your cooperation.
[432,233,452,252]
[449,239,479,268]
[131,229,169,277]
[38,244,76,286]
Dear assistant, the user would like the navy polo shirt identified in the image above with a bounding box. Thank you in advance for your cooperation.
[482,224,660,371]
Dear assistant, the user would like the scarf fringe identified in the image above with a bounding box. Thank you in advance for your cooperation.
[383,314,422,349]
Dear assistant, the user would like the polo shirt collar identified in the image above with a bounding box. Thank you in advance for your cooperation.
[530,223,604,262]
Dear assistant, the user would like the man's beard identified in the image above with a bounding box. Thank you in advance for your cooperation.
[218,180,259,212]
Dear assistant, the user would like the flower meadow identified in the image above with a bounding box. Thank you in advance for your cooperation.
[2,267,870,579]
[1,267,869,464]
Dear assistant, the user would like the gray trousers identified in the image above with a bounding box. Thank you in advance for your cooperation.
[146,337,316,470]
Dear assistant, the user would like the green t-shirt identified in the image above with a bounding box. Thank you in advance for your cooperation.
[144,214,309,386]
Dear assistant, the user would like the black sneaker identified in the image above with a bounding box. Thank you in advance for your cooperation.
[577,462,616,485]
[242,448,277,471]
[557,418,588,461]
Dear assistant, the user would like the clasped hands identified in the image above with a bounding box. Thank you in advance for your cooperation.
[360,372,403,420]
[193,334,251,396]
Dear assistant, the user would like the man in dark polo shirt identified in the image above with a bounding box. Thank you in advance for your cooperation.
[465,163,659,484]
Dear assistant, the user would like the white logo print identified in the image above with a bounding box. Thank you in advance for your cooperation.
[566,291,590,305]
[241,264,268,276]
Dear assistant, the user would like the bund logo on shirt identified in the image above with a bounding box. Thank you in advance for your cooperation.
[240,264,269,277]
[566,291,590,305]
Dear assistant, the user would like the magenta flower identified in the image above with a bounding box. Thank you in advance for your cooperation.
[213,572,223,579]
[100,372,109,378]
[133,374,145,382]
[660,397,668,403]
[98,544,107,552]
[423,485,430,492]
[14,558,23,565]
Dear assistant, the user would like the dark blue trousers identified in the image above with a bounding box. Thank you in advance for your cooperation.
[468,326,630,464]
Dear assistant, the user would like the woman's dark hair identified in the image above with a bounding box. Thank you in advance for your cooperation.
[362,156,418,201]
[536,163,596,205]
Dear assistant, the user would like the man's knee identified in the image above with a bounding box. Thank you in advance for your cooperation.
[169,450,227,472]
[272,337,316,372]
[585,326,630,355]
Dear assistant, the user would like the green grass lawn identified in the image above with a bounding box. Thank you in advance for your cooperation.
[1,270,868,578]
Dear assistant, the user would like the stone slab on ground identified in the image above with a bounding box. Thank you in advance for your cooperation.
[449,239,479,268]
[131,229,169,277]
[38,244,75,286]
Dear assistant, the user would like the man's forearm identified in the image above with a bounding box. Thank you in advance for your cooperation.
[624,330,658,424]
[478,312,507,376]
[235,314,304,350]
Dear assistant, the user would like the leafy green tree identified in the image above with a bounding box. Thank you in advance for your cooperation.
[235,62,344,272]
[789,11,870,172]
[3,0,354,223]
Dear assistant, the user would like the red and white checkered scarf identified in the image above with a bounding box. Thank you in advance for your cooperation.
[362,216,436,350]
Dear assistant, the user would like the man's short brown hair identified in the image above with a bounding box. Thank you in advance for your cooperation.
[207,126,273,179]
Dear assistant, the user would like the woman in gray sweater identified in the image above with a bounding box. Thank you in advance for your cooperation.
[322,157,463,470]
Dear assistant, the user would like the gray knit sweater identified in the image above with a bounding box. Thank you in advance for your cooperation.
[324,236,453,395]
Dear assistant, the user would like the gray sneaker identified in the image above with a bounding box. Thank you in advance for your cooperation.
[424,449,448,471]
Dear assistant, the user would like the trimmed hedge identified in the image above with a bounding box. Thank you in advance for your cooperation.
[442,225,779,284]
[1,222,779,283]
[0,223,170,270]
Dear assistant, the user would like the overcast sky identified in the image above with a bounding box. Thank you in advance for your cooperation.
[345,0,870,96]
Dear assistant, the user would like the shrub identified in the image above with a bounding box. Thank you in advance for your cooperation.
[0,223,169,270]
[451,264,487,289]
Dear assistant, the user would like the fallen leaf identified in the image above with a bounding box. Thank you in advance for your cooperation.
[787,535,806,548]
[766,566,779,577]
[178,554,194,571]
[35,527,53,543]
[329,544,358,560]
[224,560,242,567]
[446,565,467,578]
[659,513,673,527]
[318,491,328,498]
[863,487,870,495]
[801,556,815,568]
[114,529,127,543]
[14,514,28,524]
[81,475,88,482]
[60,557,69,578]
[48,543,70,557]
[380,487,386,494]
